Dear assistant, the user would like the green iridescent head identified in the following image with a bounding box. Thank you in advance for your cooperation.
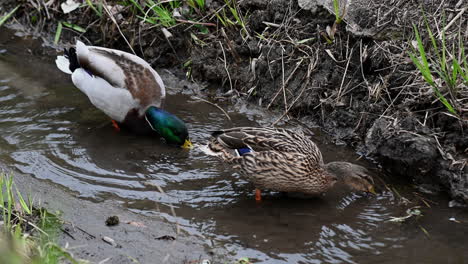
[145,106,192,149]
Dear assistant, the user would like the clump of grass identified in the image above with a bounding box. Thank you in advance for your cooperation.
[0,172,81,264]
[321,0,346,43]
[214,0,249,39]
[129,0,178,27]
[187,0,205,12]
[409,16,467,116]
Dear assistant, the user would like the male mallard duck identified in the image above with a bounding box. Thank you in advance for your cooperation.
[55,40,192,148]
[204,127,375,200]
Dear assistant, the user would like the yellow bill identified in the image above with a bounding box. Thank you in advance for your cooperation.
[182,139,193,149]
[367,185,377,195]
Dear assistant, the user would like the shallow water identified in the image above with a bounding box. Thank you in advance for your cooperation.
[1,29,467,263]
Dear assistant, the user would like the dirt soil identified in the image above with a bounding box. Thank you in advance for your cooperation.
[0,0,466,206]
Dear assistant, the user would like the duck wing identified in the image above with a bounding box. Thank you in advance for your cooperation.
[211,127,323,162]
[71,68,138,122]
[75,41,165,113]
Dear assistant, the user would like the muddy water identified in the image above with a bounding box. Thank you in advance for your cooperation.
[1,28,468,264]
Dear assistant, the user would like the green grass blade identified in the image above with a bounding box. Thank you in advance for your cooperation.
[85,0,102,17]
[423,13,440,62]
[0,5,20,27]
[15,185,31,215]
[440,25,450,84]
[333,0,341,23]
[433,88,456,114]
[196,0,205,10]
[54,22,63,45]
[409,52,433,85]
[129,0,145,15]
[413,25,431,76]
[0,174,6,232]
[6,175,13,230]
[412,24,434,85]
[61,21,86,33]
[136,15,157,25]
[451,59,460,86]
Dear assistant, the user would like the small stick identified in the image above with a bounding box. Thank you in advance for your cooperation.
[281,47,288,114]
[102,1,136,55]
[262,21,281,28]
[218,40,233,91]
[336,47,353,102]
[221,28,241,64]
[440,6,467,37]
[272,56,317,125]
[175,19,216,27]
[193,96,231,121]
[72,224,96,239]
[60,228,76,240]
[267,58,303,109]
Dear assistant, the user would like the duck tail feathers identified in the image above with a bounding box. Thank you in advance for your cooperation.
[210,130,224,137]
[56,44,82,74]
[55,54,72,74]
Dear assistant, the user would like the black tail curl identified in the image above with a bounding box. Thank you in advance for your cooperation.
[210,130,224,137]
[64,47,80,72]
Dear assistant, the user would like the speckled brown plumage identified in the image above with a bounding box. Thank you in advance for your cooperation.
[206,127,376,196]
[207,127,337,194]
[89,48,164,110]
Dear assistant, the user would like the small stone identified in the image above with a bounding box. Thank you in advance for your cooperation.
[156,235,176,241]
[102,236,119,247]
[105,215,119,226]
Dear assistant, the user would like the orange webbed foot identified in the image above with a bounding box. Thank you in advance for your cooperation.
[111,120,120,132]
[255,189,262,202]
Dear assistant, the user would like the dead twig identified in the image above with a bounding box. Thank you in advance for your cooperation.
[60,228,76,240]
[192,96,231,121]
[102,1,136,55]
[336,47,353,102]
[218,40,233,91]
[281,47,288,114]
[440,6,467,37]
[175,19,216,27]
[221,28,241,64]
[272,53,318,125]
[267,57,304,109]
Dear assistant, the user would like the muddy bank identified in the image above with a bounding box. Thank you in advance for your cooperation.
[8,165,225,263]
[1,0,466,206]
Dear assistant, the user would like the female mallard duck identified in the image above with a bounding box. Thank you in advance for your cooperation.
[204,127,376,200]
[55,40,192,148]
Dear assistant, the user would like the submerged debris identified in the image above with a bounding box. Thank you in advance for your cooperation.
[105,215,120,226]
[156,235,176,241]
[449,217,461,223]
[388,206,423,223]
[102,236,120,248]
[127,221,146,228]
